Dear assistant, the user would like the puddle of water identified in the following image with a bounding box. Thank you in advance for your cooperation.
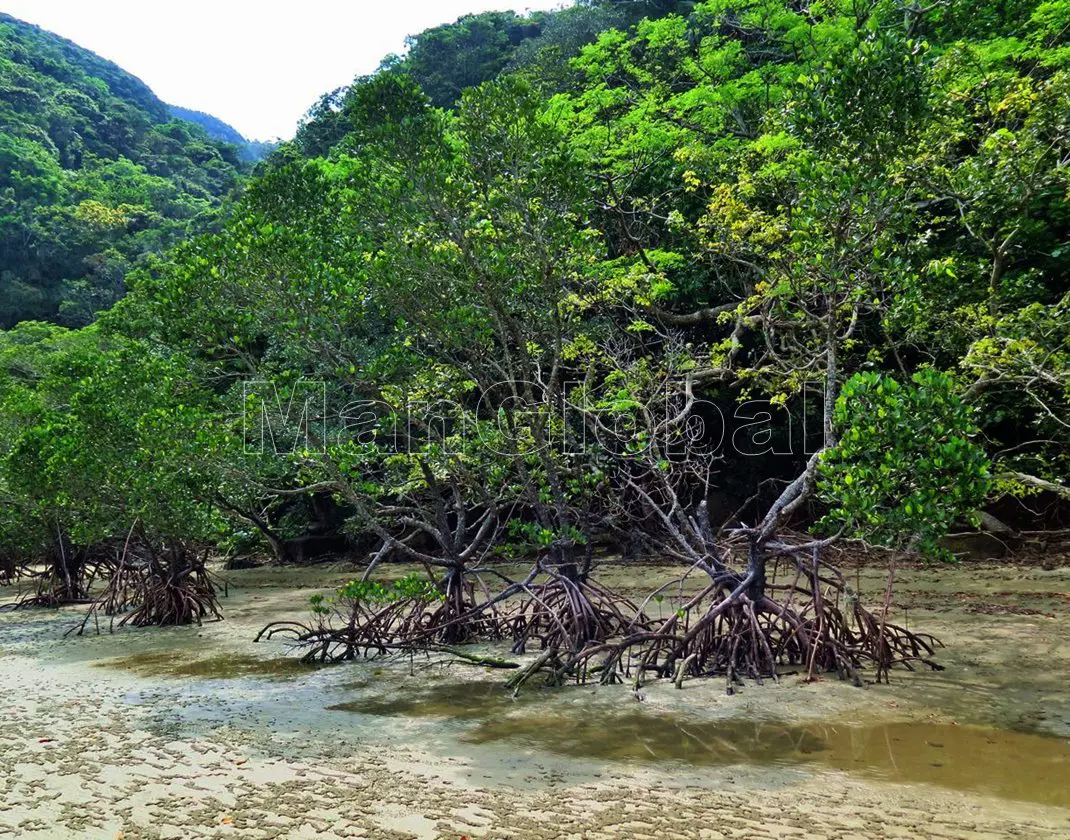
[329,681,1070,807]
[328,679,526,719]
[811,720,1070,806]
[468,714,1070,806]
[95,650,317,681]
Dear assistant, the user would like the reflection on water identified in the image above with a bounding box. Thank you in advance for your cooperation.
[96,650,317,680]
[330,681,1070,807]
[328,679,524,719]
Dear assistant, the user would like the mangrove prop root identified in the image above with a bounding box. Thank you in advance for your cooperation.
[255,592,505,664]
[555,572,942,692]
[256,552,942,691]
[255,596,440,664]
[69,540,223,635]
[505,566,651,656]
[254,565,516,663]
[15,540,113,609]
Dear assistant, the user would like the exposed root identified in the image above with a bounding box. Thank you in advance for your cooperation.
[69,539,223,634]
[16,537,111,609]
[505,560,649,658]
[255,566,507,663]
[560,555,942,692]
[428,566,503,646]
[116,542,222,628]
[256,547,941,694]
[256,591,480,663]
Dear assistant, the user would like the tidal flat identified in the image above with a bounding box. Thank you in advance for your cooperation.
[2,556,1069,839]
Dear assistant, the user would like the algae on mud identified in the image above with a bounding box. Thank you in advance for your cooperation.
[95,649,321,680]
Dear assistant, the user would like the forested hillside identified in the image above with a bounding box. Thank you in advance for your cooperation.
[0,0,1067,683]
[0,13,246,326]
[168,105,276,162]
[293,1,685,155]
[166,105,245,146]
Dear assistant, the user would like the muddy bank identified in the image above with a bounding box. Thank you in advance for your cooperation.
[2,557,1070,839]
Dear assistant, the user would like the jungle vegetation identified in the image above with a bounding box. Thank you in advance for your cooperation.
[0,13,248,327]
[0,0,1067,690]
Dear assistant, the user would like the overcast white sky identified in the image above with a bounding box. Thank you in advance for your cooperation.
[3,1,568,141]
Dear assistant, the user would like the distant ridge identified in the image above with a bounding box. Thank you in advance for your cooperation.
[169,104,248,145]
[168,105,275,162]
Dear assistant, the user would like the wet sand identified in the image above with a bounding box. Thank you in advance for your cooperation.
[2,557,1070,839]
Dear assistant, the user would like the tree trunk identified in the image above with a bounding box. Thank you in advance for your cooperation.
[746,539,766,602]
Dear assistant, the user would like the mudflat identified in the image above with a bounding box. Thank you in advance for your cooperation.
[2,557,1069,839]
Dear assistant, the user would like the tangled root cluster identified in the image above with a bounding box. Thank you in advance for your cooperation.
[257,545,939,694]
[15,539,114,609]
[69,539,223,635]
[255,569,503,663]
[505,563,648,655]
[578,570,939,694]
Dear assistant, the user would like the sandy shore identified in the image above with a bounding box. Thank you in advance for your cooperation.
[2,559,1070,839]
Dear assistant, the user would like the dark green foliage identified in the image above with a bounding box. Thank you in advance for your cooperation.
[290,1,692,159]
[168,105,247,146]
[819,372,991,557]
[508,2,640,91]
[389,11,546,108]
[0,14,246,327]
